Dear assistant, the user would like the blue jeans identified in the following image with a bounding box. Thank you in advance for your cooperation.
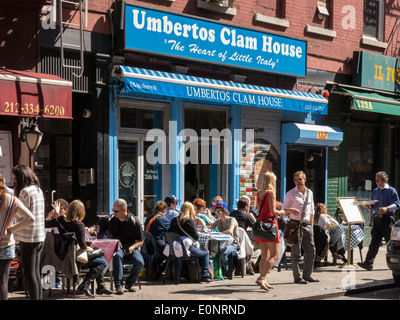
[189,246,211,278]
[220,244,238,271]
[81,257,107,272]
[112,248,144,287]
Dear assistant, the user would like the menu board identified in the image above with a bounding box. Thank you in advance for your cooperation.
[337,197,365,224]
[0,131,13,185]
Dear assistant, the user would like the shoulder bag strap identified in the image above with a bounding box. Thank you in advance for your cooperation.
[300,189,310,223]
[257,191,273,220]
[177,218,196,243]
[56,216,68,233]
[0,196,15,241]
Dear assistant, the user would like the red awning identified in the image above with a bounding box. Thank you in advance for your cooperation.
[0,68,72,119]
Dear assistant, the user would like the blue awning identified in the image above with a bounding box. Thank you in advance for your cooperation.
[112,66,328,115]
[282,123,343,147]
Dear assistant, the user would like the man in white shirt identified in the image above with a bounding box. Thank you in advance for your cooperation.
[282,171,318,284]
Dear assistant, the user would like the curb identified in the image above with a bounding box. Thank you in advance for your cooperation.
[291,279,395,300]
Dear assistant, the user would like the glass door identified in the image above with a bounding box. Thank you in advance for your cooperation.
[118,138,163,221]
[118,140,138,215]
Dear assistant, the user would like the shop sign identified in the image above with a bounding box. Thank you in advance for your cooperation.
[119,162,136,187]
[123,4,307,77]
[353,51,400,93]
[317,131,327,139]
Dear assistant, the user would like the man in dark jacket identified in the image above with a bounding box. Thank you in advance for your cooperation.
[229,199,256,230]
[102,199,144,295]
[229,198,259,275]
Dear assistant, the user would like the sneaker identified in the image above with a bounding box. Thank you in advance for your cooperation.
[200,277,215,283]
[357,262,373,271]
[55,281,62,289]
[125,284,136,292]
[115,286,124,295]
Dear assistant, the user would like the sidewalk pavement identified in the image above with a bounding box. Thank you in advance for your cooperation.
[7,246,395,301]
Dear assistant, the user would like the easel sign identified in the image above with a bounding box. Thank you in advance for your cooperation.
[337,197,365,269]
[337,197,365,224]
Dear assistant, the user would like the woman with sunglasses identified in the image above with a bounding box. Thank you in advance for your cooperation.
[208,201,240,274]
[254,171,285,291]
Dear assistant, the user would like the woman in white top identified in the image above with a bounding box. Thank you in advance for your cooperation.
[12,165,45,300]
[314,203,339,241]
[0,182,34,300]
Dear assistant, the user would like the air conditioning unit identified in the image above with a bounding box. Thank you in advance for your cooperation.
[204,0,233,7]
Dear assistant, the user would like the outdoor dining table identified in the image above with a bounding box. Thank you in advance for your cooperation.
[198,232,232,253]
[198,232,232,280]
[329,224,364,251]
[85,239,122,270]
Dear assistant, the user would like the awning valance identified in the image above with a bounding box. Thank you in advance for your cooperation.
[0,69,73,119]
[340,87,400,116]
[112,66,328,115]
[282,123,343,147]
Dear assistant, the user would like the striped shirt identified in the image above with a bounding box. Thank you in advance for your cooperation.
[14,185,45,243]
[0,194,35,249]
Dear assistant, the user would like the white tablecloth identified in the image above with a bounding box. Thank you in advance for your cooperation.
[329,225,364,250]
[198,232,232,256]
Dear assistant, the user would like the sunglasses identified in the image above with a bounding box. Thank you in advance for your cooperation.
[215,210,224,214]
[112,209,121,213]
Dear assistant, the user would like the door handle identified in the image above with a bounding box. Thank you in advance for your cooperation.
[51,190,56,204]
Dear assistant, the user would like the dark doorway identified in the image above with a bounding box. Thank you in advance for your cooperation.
[286,145,326,205]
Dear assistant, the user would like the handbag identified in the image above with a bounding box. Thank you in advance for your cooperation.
[87,247,105,261]
[252,191,278,241]
[283,219,301,247]
[77,247,105,264]
[76,248,88,264]
[252,219,277,241]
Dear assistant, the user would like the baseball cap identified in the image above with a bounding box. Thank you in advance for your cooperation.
[164,195,181,206]
[239,195,251,205]
[213,201,228,211]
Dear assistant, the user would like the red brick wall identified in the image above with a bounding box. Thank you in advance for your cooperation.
[73,0,398,76]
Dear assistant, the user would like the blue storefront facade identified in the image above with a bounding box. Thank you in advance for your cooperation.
[109,3,342,221]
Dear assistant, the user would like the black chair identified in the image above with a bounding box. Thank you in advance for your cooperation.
[163,232,200,285]
[142,231,164,281]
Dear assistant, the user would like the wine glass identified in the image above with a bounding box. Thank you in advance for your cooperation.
[92,225,100,239]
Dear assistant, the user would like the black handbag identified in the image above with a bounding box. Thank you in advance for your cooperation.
[252,219,277,241]
[87,247,105,261]
[252,191,278,241]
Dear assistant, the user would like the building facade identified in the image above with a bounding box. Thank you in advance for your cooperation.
[1,0,399,224]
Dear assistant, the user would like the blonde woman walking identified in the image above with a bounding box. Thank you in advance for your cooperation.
[254,172,285,291]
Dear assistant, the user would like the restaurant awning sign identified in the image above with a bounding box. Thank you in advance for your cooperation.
[353,51,400,94]
[119,3,307,78]
[113,66,328,114]
[0,69,72,119]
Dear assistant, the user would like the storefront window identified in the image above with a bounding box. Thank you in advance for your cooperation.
[35,118,73,212]
[120,108,163,130]
[143,141,162,215]
[347,125,376,199]
[183,106,228,205]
